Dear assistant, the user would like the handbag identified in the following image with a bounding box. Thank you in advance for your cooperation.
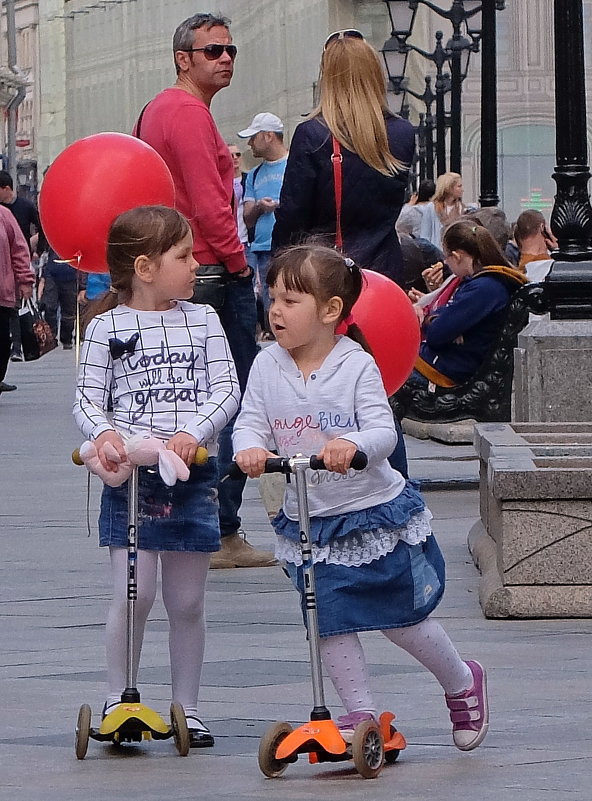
[18,299,58,361]
[191,263,229,310]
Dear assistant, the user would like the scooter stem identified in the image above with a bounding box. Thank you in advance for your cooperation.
[122,466,140,703]
[293,460,330,720]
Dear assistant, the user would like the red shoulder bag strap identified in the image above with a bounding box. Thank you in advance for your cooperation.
[331,136,344,252]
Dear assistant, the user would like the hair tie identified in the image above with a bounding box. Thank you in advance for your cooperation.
[342,313,355,327]
[343,257,355,271]
[471,226,478,234]
[109,286,118,294]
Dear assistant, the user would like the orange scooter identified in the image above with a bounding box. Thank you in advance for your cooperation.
[238,453,407,779]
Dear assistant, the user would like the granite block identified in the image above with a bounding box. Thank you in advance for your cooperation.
[499,500,592,584]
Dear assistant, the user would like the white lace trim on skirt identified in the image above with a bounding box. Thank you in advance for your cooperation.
[275,509,433,567]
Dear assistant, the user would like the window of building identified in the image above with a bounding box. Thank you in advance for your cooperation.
[498,124,556,223]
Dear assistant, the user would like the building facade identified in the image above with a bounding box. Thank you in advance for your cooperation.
[13,0,592,220]
[0,0,40,197]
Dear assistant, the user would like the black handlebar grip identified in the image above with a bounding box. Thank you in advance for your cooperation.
[309,451,368,471]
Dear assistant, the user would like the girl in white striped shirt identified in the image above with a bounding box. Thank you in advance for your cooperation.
[74,205,240,746]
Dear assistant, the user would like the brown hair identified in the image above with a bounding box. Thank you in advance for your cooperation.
[267,243,372,353]
[442,220,512,273]
[83,206,191,324]
[514,209,546,246]
[311,37,405,177]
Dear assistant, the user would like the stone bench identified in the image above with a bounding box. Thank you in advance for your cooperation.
[468,422,592,618]
[391,283,544,425]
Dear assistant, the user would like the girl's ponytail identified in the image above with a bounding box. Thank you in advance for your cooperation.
[342,320,373,356]
[82,289,118,332]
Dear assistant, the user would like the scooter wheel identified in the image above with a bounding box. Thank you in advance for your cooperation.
[351,719,384,779]
[75,704,92,760]
[258,721,293,778]
[170,702,190,756]
[384,726,401,764]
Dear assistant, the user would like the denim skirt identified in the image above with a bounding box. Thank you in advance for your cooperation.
[285,536,445,637]
[98,458,220,552]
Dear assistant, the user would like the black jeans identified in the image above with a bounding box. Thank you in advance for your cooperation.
[0,305,12,381]
[41,275,77,345]
[214,274,258,537]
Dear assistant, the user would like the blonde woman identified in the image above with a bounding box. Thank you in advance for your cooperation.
[419,172,465,248]
[272,30,415,284]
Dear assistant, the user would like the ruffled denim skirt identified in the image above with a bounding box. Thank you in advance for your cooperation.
[98,458,220,552]
[275,481,445,637]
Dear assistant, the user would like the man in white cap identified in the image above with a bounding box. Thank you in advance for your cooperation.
[238,113,288,337]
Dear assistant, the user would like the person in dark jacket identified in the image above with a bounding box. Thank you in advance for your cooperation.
[38,248,82,349]
[406,221,527,390]
[271,30,415,286]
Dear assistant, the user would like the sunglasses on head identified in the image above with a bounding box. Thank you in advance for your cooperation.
[183,43,237,61]
[323,29,365,50]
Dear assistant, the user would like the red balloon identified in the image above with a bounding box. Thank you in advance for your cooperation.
[39,133,175,273]
[338,269,420,395]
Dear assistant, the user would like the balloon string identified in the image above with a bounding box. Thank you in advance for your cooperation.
[55,251,83,266]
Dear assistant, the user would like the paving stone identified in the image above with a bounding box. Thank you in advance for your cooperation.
[1,349,591,800]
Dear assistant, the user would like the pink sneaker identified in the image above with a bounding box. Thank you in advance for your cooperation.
[337,711,377,744]
[445,660,489,751]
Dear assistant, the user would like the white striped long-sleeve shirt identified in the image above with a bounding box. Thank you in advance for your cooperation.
[73,301,240,452]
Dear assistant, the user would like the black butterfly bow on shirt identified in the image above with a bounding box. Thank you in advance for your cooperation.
[108,332,140,360]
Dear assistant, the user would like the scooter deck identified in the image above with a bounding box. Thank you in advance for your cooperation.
[275,711,406,763]
[92,702,171,743]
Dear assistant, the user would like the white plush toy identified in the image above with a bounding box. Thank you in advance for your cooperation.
[77,433,196,487]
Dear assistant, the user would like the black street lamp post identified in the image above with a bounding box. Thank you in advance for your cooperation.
[401,75,437,180]
[468,0,505,207]
[382,1,477,175]
[408,0,479,173]
[382,27,451,177]
[544,0,592,319]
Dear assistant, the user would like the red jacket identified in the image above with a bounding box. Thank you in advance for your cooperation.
[136,88,246,273]
[0,205,33,307]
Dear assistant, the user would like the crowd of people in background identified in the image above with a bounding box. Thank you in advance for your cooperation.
[2,15,559,504]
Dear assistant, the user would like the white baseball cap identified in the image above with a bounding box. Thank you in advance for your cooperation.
[238,112,284,138]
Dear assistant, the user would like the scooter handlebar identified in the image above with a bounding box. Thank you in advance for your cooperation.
[227,450,368,479]
[72,445,209,466]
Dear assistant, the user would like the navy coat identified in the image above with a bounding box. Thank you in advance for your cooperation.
[272,114,416,284]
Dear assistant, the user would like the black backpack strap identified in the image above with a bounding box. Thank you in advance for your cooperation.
[134,102,150,140]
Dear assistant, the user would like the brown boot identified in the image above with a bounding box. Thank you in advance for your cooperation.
[209,531,277,569]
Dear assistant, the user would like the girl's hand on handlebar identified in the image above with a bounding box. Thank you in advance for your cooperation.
[235,447,276,478]
[94,430,127,472]
[167,432,199,467]
[318,438,358,474]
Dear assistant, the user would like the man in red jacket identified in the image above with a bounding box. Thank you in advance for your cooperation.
[137,12,275,569]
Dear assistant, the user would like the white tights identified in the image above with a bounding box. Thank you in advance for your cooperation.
[105,547,210,715]
[319,618,473,716]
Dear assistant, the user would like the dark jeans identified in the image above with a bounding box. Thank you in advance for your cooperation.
[213,274,258,537]
[41,274,77,345]
[388,415,409,479]
[9,306,21,353]
[0,305,11,381]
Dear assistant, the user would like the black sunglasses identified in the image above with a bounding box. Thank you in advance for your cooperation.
[323,29,365,50]
[183,43,237,61]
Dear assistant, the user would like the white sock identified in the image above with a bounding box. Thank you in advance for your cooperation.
[382,618,472,695]
[319,633,376,716]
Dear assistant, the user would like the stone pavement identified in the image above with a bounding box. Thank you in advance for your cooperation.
[1,348,591,801]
